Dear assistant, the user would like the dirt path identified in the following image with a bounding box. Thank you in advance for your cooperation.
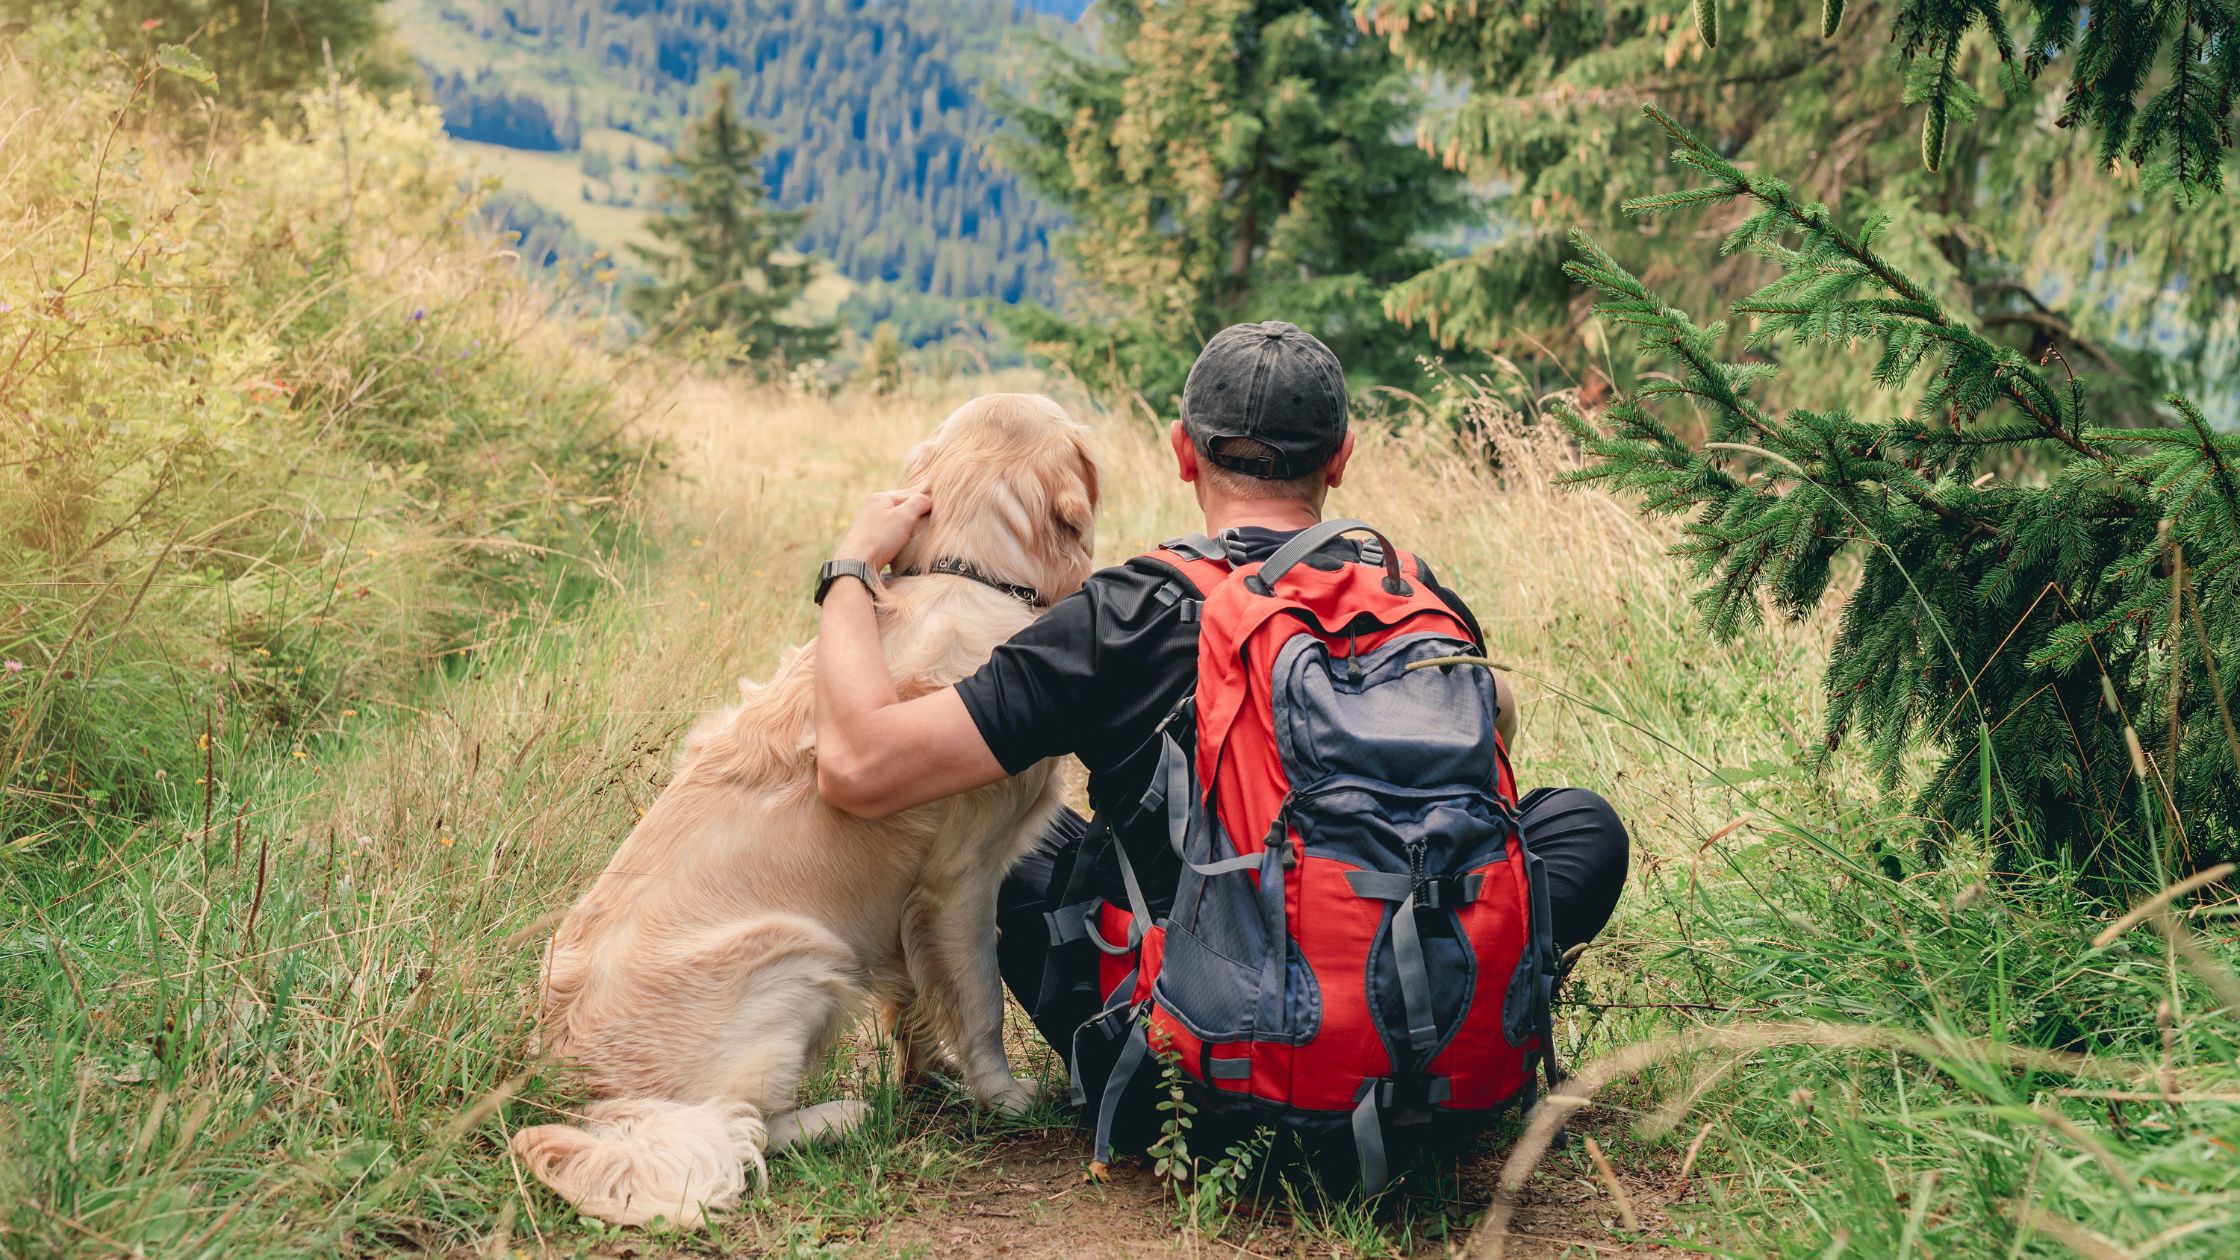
[857,1110,1687,1258]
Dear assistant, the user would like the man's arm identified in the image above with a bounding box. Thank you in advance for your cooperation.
[813,490,1008,819]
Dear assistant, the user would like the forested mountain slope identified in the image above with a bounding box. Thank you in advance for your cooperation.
[401,0,1078,317]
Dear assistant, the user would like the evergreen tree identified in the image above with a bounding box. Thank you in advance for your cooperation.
[1353,2,2240,409]
[1564,107,2240,870]
[994,0,1471,401]
[408,0,1069,322]
[628,75,835,367]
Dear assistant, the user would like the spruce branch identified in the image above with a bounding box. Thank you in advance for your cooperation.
[1631,105,2127,469]
[1568,109,2240,867]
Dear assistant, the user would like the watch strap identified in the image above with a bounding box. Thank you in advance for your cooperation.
[815,559,879,605]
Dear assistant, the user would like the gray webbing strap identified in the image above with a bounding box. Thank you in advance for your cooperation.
[1255,517,1407,593]
[1160,731,1190,860]
[1262,844,1287,1033]
[1159,533,1225,562]
[1344,869,1486,906]
[1157,730,1258,876]
[1189,852,1265,877]
[1081,909,1139,956]
[1066,973,1134,1108]
[1390,891,1440,1058]
[1351,1087,1388,1193]
[1109,826,1153,946]
[1344,871,1411,901]
[1206,1055,1251,1081]
[1044,902,1093,947]
[1527,848,1564,1091]
[1094,1022,1152,1162]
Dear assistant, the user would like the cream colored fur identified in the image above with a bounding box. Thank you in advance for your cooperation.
[511,394,1099,1227]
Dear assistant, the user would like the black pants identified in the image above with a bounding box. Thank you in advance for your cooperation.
[995,786,1632,1089]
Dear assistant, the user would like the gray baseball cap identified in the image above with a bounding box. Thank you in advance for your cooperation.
[1180,321,1348,479]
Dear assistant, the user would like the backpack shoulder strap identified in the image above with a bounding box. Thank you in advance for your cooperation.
[1134,533,1237,622]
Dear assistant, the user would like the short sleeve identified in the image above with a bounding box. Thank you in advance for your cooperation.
[953,564,1183,776]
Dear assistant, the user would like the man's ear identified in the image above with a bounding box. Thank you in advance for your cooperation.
[1169,420,1200,484]
[1322,431,1359,490]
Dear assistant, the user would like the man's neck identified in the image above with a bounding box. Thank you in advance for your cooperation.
[1201,497,1323,535]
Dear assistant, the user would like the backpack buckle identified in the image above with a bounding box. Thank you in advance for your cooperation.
[1411,874,1483,912]
[1371,1074,1453,1117]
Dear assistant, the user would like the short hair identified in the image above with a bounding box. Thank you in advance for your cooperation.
[1194,435,1327,504]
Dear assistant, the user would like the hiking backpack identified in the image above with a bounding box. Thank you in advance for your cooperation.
[1051,518,1561,1190]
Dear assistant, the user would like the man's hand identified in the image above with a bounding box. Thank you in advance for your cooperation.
[836,490,932,570]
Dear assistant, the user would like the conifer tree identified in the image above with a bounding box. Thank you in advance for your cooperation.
[1564,107,2240,870]
[994,0,1470,401]
[1353,2,2240,407]
[628,75,835,368]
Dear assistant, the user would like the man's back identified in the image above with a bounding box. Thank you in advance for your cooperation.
[956,525,1486,911]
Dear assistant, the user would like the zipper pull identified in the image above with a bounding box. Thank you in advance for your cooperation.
[1346,625,1364,685]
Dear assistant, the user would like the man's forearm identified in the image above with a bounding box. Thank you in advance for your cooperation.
[809,489,1009,818]
[815,577,896,728]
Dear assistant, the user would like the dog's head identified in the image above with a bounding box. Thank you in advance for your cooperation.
[891,393,1100,609]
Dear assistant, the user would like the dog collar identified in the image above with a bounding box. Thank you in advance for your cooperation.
[904,556,1045,609]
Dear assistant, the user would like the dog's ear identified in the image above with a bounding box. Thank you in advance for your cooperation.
[897,427,946,494]
[1069,422,1102,514]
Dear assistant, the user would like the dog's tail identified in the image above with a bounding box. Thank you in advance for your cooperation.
[512,1098,768,1227]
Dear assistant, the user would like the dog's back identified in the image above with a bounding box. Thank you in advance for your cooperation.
[536,578,1045,1082]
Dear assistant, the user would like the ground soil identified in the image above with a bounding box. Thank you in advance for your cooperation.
[827,1110,1685,1259]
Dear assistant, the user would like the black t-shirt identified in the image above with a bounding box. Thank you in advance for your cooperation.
[954,525,1485,911]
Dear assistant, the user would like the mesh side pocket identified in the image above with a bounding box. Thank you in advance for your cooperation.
[1153,919,1260,1043]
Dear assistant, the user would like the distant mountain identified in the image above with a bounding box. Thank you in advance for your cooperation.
[400,0,1075,333]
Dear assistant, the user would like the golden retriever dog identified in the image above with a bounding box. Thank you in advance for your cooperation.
[511,394,1098,1227]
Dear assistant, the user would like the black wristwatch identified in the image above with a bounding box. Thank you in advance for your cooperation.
[814,559,879,605]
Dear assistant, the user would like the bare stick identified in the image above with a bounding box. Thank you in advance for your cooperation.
[1582,1136,1640,1233]
[1677,1120,1714,1180]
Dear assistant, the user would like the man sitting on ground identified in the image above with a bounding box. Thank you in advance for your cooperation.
[811,321,1630,1165]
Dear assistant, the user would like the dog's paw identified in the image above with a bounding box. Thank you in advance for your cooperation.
[983,1077,1041,1118]
[767,1098,871,1153]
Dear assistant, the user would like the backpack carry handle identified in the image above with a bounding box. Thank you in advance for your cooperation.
[1252,518,1413,597]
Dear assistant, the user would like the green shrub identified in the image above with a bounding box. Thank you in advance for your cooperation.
[0,20,646,854]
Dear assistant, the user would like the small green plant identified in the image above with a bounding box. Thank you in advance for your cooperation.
[1144,1026,1273,1238]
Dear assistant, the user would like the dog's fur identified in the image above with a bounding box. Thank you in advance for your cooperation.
[511,394,1099,1227]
